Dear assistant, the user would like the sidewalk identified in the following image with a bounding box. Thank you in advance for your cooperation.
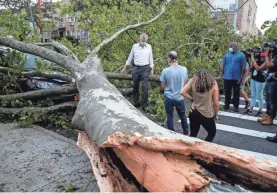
[0,123,99,192]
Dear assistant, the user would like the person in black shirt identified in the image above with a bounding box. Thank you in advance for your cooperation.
[264,47,277,143]
[259,48,277,126]
[244,53,266,117]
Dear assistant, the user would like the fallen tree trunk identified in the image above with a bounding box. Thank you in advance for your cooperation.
[1,3,277,191]
[0,85,77,101]
[105,72,160,82]
[0,66,73,82]
[0,101,77,115]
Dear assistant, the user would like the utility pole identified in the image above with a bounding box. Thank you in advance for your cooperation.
[233,0,239,31]
[38,0,43,42]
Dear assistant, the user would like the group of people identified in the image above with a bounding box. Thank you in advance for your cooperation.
[221,42,277,143]
[122,33,277,143]
[122,33,219,142]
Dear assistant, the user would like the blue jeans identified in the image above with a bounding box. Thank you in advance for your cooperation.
[164,96,189,135]
[250,79,265,110]
[265,81,277,119]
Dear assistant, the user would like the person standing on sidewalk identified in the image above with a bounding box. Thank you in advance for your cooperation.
[244,52,266,117]
[122,33,154,111]
[260,48,277,126]
[221,42,247,112]
[181,69,219,142]
[160,51,189,135]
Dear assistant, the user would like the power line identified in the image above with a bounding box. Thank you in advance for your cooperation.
[237,0,251,11]
[203,0,216,10]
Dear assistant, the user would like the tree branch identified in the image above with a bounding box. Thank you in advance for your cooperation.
[126,31,137,43]
[0,37,80,73]
[0,67,160,82]
[0,101,78,115]
[105,72,160,82]
[0,85,77,101]
[52,41,81,63]
[0,66,73,82]
[84,2,170,65]
[35,41,80,63]
[176,38,213,51]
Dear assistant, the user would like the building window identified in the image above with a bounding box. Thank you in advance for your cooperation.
[248,6,252,16]
[210,0,237,12]
[82,30,88,40]
[68,16,75,22]
[229,3,236,11]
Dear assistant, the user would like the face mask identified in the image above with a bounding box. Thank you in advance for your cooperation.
[229,47,234,52]
[139,41,146,47]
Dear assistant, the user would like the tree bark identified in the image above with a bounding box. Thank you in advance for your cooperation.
[0,66,73,82]
[0,101,77,115]
[105,72,160,82]
[0,85,77,101]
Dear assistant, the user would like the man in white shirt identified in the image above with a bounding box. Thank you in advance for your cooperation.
[122,33,154,111]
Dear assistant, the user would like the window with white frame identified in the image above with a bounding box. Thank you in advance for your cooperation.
[68,16,75,22]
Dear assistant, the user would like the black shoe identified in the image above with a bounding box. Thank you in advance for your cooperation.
[244,109,253,115]
[142,106,149,112]
[133,103,141,107]
[244,101,250,109]
[266,135,277,143]
[255,111,263,117]
[233,107,239,112]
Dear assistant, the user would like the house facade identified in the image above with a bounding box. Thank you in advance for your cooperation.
[209,0,260,36]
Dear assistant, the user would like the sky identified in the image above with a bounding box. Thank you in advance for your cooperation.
[255,0,277,29]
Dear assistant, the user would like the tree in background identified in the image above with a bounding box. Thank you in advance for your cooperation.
[1,0,276,191]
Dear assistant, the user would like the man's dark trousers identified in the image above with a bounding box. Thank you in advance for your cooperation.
[224,79,240,108]
[132,65,149,108]
[265,81,277,119]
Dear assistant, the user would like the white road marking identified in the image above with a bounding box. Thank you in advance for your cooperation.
[214,123,275,138]
[218,111,277,124]
[178,118,275,139]
[219,101,266,112]
[220,95,265,103]
[236,148,277,162]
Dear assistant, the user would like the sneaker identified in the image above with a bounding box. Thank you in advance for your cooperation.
[244,109,253,115]
[255,111,263,117]
[244,101,250,109]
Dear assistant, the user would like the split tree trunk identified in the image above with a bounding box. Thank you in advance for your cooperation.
[71,56,277,192]
[1,3,277,191]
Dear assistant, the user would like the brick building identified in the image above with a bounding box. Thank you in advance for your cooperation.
[209,0,260,36]
[40,0,89,43]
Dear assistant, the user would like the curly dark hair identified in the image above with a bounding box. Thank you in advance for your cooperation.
[194,69,215,93]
